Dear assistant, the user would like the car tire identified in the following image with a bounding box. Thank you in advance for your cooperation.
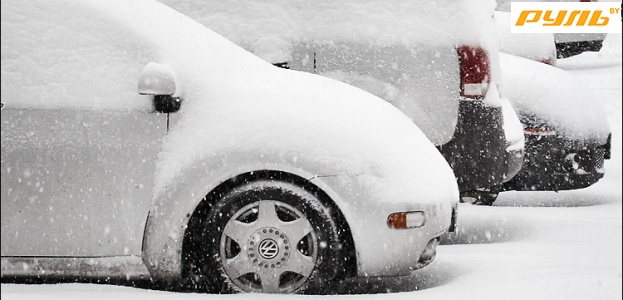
[189,180,343,294]
[460,186,501,206]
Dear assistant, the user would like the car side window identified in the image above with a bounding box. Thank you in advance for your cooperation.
[1,2,156,111]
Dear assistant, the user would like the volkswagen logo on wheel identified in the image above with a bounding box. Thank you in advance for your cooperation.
[258,239,279,259]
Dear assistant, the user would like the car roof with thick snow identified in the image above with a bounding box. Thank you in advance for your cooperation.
[158,0,501,63]
[500,53,610,141]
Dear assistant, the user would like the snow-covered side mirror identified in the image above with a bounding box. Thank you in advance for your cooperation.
[138,62,176,96]
[138,62,181,113]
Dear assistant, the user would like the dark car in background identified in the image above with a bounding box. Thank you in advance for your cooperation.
[499,53,611,193]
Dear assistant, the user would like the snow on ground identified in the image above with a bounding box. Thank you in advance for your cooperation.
[1,34,621,300]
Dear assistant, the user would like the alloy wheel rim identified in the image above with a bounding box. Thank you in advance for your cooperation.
[219,200,318,293]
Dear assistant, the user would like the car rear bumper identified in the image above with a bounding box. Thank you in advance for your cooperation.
[503,133,610,191]
[554,33,607,58]
[438,100,508,192]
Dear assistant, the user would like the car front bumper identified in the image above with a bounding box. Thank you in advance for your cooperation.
[314,175,457,277]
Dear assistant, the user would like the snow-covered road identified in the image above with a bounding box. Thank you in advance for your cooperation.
[2,34,621,300]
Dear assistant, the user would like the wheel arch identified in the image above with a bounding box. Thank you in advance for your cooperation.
[142,166,357,283]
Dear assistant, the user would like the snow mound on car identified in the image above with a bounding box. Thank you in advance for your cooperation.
[159,0,501,63]
[500,53,610,141]
[495,11,556,63]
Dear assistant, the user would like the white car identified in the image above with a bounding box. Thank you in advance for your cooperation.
[0,0,459,294]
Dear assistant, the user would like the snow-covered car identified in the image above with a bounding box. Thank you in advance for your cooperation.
[159,0,525,205]
[495,11,558,65]
[0,0,460,294]
[499,53,611,192]
[496,0,608,58]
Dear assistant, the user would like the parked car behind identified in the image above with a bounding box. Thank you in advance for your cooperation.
[495,11,558,66]
[0,0,459,294]
[495,0,608,58]
[499,53,611,192]
[159,0,525,205]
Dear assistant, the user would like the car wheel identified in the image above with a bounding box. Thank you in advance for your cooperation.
[460,186,501,206]
[193,180,343,294]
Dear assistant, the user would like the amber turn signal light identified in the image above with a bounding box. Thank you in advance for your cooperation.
[387,211,426,229]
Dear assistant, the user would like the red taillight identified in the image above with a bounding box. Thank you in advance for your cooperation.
[540,57,557,66]
[524,127,556,136]
[457,45,491,99]
[579,0,596,2]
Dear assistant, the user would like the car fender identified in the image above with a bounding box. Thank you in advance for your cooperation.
[142,150,357,281]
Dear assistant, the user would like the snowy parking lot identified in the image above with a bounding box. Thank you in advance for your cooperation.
[2,32,621,300]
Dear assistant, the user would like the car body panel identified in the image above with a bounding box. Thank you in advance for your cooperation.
[437,100,507,192]
[1,109,166,256]
[1,256,150,281]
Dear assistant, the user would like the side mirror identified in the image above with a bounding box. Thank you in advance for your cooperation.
[138,62,181,113]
